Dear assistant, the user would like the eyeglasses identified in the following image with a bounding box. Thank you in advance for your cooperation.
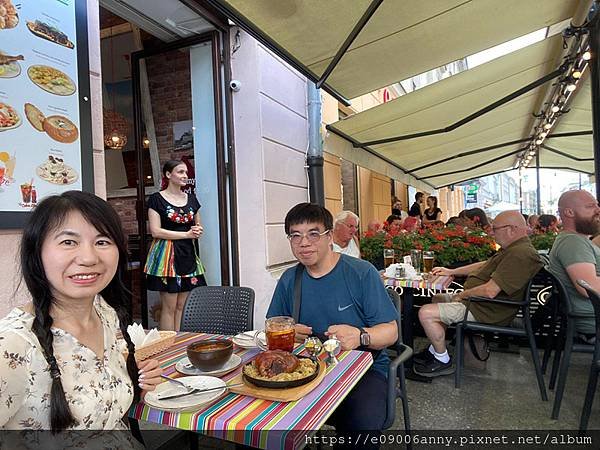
[491,224,515,232]
[340,221,358,230]
[287,229,330,245]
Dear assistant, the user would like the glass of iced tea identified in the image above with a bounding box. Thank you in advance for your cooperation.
[20,183,32,203]
[383,249,395,267]
[264,316,295,352]
[423,251,435,273]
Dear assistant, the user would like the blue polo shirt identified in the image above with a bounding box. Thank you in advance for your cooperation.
[267,254,398,376]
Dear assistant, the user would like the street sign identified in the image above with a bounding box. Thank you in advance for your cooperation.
[466,193,477,203]
[467,184,479,193]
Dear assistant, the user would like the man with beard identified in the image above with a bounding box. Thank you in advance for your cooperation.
[549,190,600,340]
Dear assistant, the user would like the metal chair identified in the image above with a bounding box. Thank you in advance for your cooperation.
[574,280,600,432]
[384,289,413,433]
[180,286,255,334]
[454,268,548,401]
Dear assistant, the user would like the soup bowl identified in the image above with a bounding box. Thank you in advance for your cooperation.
[186,339,233,371]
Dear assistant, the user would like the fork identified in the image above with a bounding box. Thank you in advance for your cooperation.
[160,374,193,393]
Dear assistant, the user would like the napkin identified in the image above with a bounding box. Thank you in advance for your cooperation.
[127,323,161,348]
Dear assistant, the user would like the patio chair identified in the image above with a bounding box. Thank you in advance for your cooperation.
[454,269,548,401]
[543,272,595,420]
[180,286,255,334]
[384,289,413,433]
[574,280,600,432]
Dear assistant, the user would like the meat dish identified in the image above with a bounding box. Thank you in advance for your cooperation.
[254,350,299,377]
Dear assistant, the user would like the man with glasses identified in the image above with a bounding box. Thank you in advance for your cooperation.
[267,203,397,438]
[414,210,542,377]
[549,190,600,343]
[332,210,361,258]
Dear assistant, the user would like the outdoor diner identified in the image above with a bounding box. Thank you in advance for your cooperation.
[2,1,600,450]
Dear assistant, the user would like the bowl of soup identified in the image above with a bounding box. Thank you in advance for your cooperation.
[187,339,234,371]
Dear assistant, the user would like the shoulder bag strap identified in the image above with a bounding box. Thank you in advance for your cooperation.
[293,264,304,322]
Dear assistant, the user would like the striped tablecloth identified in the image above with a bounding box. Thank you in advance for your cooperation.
[383,274,453,291]
[129,332,373,450]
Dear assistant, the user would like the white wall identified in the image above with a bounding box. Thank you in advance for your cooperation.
[231,30,309,327]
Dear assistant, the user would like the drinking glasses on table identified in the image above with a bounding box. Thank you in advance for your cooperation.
[423,251,435,273]
[410,249,422,273]
[383,249,395,267]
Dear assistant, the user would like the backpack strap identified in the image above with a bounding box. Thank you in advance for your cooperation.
[467,333,490,362]
[292,264,304,322]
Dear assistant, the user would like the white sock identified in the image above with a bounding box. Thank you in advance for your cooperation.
[429,345,450,363]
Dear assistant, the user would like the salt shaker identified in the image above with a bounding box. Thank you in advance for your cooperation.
[395,265,404,279]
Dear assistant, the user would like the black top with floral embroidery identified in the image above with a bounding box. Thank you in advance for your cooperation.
[147,192,201,275]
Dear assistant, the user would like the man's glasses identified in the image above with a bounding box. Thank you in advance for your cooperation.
[491,224,515,232]
[287,229,330,245]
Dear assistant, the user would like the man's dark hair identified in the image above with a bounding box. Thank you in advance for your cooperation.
[415,192,424,201]
[284,203,333,234]
[386,214,402,224]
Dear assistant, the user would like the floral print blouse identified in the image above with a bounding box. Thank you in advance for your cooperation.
[0,297,134,431]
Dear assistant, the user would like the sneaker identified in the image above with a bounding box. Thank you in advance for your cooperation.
[414,356,455,377]
[413,347,436,366]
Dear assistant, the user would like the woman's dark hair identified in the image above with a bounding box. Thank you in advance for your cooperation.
[538,214,558,229]
[386,214,402,224]
[161,159,185,190]
[427,196,438,210]
[284,203,333,234]
[464,208,489,227]
[20,191,140,433]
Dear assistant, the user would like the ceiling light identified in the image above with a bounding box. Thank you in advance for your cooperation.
[540,131,547,138]
[583,51,592,61]
[551,105,560,113]
[535,139,543,145]
[572,70,582,79]
[566,82,577,92]
[543,123,552,130]
[529,151,536,156]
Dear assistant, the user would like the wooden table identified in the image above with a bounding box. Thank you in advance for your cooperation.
[129,332,373,450]
[383,275,454,349]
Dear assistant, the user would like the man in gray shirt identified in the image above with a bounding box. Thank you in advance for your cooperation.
[548,190,600,338]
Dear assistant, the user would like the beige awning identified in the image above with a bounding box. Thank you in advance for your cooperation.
[209,0,579,100]
[326,33,593,188]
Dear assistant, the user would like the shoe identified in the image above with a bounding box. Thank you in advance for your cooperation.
[413,347,436,366]
[414,356,455,377]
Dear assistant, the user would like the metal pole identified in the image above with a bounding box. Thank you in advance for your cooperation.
[519,176,523,214]
[307,82,325,206]
[589,9,600,200]
[536,152,541,215]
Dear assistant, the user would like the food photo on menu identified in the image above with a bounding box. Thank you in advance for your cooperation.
[27,19,74,49]
[28,64,77,96]
[25,102,79,143]
[0,51,23,78]
[0,0,18,30]
[37,154,78,186]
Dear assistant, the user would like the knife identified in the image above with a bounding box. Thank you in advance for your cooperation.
[157,383,244,401]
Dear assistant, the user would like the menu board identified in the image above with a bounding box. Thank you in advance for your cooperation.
[0,0,92,228]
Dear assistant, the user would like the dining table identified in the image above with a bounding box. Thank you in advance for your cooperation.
[129,332,373,450]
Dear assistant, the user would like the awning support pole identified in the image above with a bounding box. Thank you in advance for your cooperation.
[536,152,541,215]
[316,0,384,89]
[589,5,600,199]
[307,82,325,206]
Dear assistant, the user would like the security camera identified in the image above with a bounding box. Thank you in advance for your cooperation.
[230,80,242,92]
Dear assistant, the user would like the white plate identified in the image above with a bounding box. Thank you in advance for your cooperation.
[232,330,266,348]
[175,354,242,376]
[144,375,226,412]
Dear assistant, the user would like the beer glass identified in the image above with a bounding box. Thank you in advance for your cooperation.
[383,249,395,267]
[263,316,295,352]
[410,249,422,273]
[423,251,435,273]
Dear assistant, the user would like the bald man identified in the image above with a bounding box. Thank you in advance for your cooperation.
[414,211,543,377]
[548,190,600,341]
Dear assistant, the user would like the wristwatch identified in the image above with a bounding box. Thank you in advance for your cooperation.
[357,327,371,347]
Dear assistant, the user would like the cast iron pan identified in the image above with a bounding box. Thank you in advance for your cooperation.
[242,356,320,389]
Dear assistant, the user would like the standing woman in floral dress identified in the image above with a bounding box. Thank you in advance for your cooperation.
[145,160,206,331]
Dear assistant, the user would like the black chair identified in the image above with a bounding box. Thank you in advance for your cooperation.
[543,272,595,419]
[574,280,600,431]
[384,289,413,433]
[180,286,255,334]
[454,269,548,401]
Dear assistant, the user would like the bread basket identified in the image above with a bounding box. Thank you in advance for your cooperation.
[123,331,176,361]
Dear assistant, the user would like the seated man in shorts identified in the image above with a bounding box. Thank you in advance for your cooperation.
[415,211,543,377]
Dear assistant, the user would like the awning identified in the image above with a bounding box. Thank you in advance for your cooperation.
[327,34,575,188]
[206,0,579,102]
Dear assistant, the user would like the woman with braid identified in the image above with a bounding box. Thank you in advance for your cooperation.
[0,191,162,440]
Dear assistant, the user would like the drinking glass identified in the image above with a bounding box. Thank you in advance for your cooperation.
[383,249,395,267]
[423,251,435,273]
[410,249,422,273]
[264,316,295,352]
